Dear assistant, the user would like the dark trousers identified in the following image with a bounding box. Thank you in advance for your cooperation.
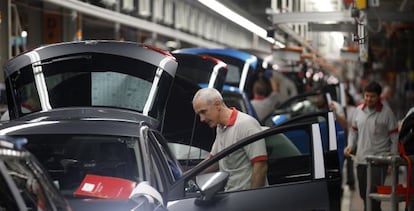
[357,164,387,211]
[346,156,355,187]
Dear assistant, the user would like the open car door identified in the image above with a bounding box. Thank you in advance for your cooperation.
[167,112,340,211]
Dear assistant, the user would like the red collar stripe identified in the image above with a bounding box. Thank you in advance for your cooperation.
[361,101,383,112]
[253,96,266,100]
[226,107,238,126]
[389,128,399,135]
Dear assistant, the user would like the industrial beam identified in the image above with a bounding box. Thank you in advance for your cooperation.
[43,0,225,48]
[266,9,354,24]
[0,0,11,82]
[365,11,414,22]
[309,23,355,32]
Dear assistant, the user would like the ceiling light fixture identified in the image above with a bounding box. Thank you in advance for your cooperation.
[198,0,276,44]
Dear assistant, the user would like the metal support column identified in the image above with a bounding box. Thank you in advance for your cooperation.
[0,0,11,82]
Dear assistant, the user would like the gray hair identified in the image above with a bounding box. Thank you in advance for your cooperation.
[192,88,223,105]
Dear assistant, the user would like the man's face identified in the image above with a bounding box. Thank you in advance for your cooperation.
[193,98,220,128]
[364,91,380,109]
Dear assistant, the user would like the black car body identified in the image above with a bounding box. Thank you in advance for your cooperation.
[1,40,178,210]
[0,108,341,211]
[0,136,71,211]
[0,108,175,210]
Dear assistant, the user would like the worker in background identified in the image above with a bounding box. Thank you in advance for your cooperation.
[344,81,399,211]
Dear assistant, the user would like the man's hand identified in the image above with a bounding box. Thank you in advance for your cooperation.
[344,146,353,157]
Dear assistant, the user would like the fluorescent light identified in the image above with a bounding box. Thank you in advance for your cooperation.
[198,0,274,43]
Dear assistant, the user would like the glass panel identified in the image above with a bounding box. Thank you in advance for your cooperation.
[22,134,141,195]
[7,53,166,117]
[225,64,241,84]
[91,72,151,111]
[266,129,312,185]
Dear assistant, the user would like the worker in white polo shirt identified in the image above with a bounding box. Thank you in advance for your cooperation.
[344,81,398,211]
[192,87,268,191]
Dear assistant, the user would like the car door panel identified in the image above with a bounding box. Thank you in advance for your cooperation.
[168,121,332,211]
[168,181,329,211]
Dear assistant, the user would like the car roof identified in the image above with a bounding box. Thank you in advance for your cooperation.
[4,40,177,78]
[173,48,258,69]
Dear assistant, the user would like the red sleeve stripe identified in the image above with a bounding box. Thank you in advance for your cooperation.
[389,128,399,134]
[251,155,268,163]
[352,126,358,131]
[209,153,214,159]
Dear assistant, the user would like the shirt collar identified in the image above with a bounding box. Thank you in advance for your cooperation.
[361,101,383,112]
[253,96,266,100]
[226,107,238,126]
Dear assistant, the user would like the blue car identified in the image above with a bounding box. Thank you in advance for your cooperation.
[222,85,258,120]
[263,91,346,171]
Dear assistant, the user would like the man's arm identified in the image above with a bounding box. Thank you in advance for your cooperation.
[250,160,268,188]
[329,102,347,129]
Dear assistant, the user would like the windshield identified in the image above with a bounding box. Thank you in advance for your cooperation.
[21,134,143,196]
[6,53,172,119]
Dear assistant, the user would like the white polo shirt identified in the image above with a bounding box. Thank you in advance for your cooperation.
[348,101,399,164]
[210,108,268,191]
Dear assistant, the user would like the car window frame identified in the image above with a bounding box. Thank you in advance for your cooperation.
[147,130,180,191]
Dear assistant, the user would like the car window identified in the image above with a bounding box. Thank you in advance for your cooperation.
[222,91,249,114]
[21,134,142,195]
[168,143,209,171]
[7,53,173,120]
[168,143,209,160]
[266,129,312,185]
[225,64,241,84]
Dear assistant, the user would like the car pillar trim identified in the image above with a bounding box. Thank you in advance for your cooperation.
[312,123,326,179]
[26,51,52,111]
[328,112,338,150]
